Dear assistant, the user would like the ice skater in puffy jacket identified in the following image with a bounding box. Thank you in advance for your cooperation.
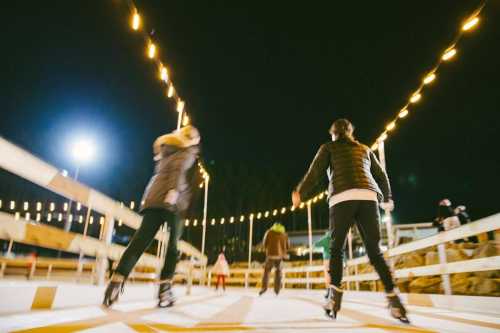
[103,126,202,308]
[292,119,409,323]
[259,222,289,296]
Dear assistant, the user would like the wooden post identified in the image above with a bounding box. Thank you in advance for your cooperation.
[246,215,254,289]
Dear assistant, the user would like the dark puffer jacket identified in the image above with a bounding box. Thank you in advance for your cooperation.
[296,138,391,202]
[140,144,201,215]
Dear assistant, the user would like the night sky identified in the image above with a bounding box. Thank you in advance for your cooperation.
[1,1,499,256]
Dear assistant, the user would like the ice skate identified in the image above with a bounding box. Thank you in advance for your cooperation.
[324,287,331,299]
[387,293,410,324]
[324,285,343,319]
[103,274,125,308]
[158,280,175,308]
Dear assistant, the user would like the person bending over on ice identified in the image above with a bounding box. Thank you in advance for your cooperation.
[103,126,202,308]
[259,222,289,296]
[292,119,409,323]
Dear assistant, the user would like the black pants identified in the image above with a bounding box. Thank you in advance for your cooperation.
[261,258,282,293]
[115,208,182,280]
[329,200,395,292]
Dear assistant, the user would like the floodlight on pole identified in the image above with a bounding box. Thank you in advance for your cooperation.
[71,138,96,164]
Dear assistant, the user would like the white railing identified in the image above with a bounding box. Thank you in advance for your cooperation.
[212,214,499,295]
[0,137,206,285]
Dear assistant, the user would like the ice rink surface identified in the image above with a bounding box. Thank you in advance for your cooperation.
[1,287,500,333]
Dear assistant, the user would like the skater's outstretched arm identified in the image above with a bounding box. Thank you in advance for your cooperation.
[296,144,330,200]
[369,151,392,202]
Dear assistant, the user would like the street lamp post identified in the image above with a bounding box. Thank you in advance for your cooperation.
[201,176,209,285]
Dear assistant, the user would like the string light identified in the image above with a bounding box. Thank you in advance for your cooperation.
[79,215,83,224]
[15,212,20,220]
[240,215,245,222]
[369,4,484,150]
[280,207,286,214]
[116,2,483,226]
[47,213,52,222]
[25,212,30,221]
[167,84,175,98]
[76,202,81,211]
[193,219,198,226]
[36,213,41,222]
[10,201,15,210]
[273,209,278,216]
[230,216,234,223]
[131,12,141,31]
[130,201,135,209]
[442,48,457,61]
[423,72,436,85]
[36,202,42,211]
[118,219,123,226]
[462,16,479,31]
[211,218,216,226]
[119,2,208,179]
[58,213,63,222]
[409,93,421,104]
[160,65,169,82]
[221,217,225,224]
[398,109,409,118]
[23,202,28,211]
[386,122,396,131]
[148,42,156,59]
[89,216,94,225]
[0,199,2,209]
[49,202,55,212]
[185,219,190,227]
[63,202,68,212]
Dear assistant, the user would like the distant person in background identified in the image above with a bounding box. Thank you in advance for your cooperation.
[292,118,409,323]
[212,248,230,292]
[259,222,289,296]
[103,126,202,308]
[433,199,458,232]
[314,231,332,299]
[454,205,478,243]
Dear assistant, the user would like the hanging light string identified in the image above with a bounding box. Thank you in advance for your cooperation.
[116,2,485,228]
[183,190,329,227]
[370,1,486,151]
[186,2,488,228]
[123,1,208,176]
[126,1,188,128]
